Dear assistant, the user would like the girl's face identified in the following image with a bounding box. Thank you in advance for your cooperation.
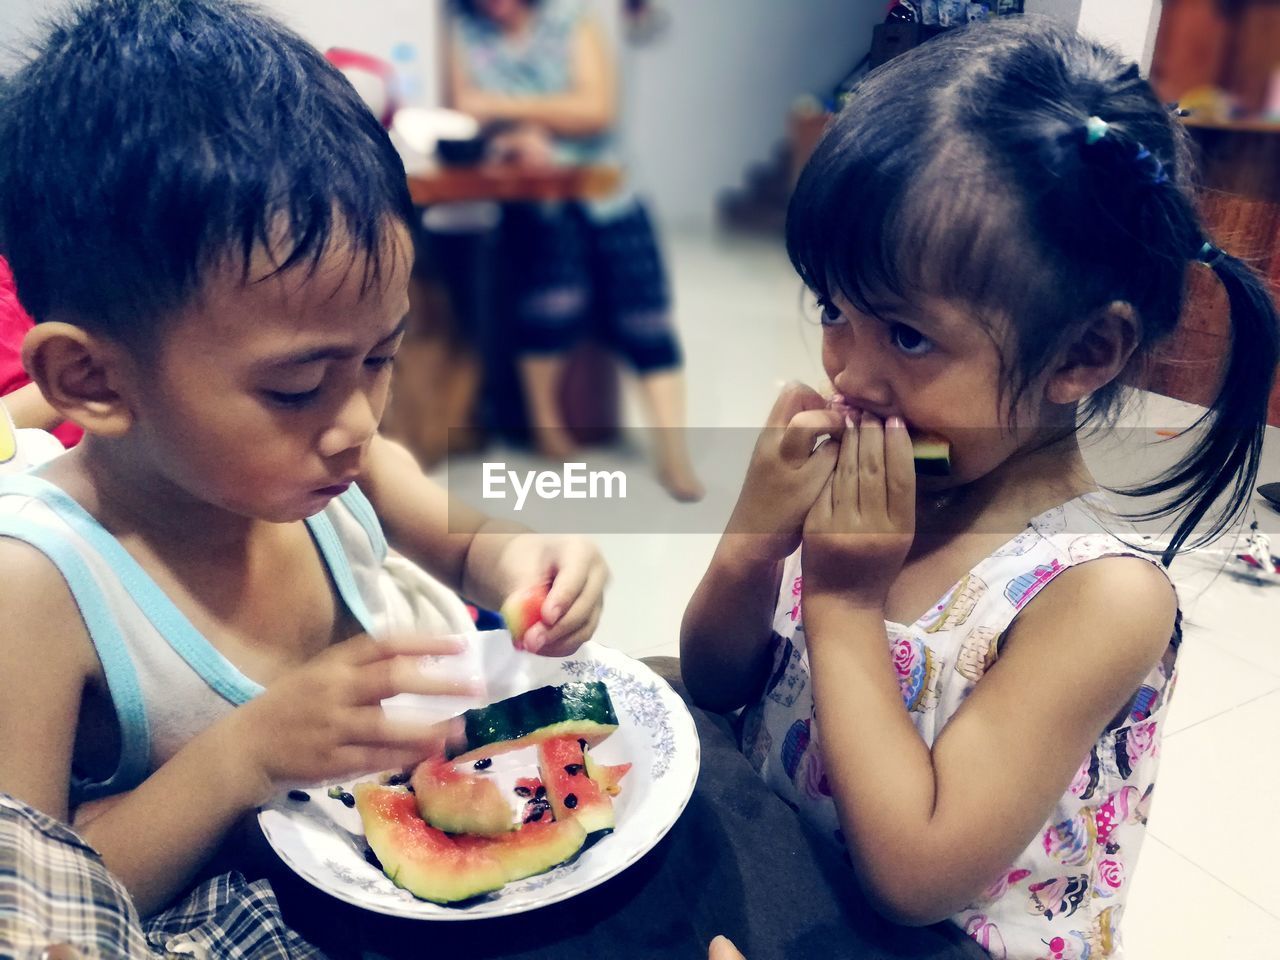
[819,292,1052,489]
[127,225,412,523]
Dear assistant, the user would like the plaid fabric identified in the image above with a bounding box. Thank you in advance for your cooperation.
[0,794,327,959]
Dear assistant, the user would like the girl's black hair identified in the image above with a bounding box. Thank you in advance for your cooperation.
[787,17,1279,563]
[0,0,414,351]
[452,0,544,21]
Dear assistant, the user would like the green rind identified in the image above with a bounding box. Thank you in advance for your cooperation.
[448,681,619,762]
[479,819,588,882]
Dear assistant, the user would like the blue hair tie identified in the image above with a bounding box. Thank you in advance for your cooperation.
[1084,116,1170,186]
[1196,242,1226,267]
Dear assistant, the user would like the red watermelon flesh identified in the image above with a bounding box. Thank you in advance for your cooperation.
[583,747,632,797]
[500,581,550,647]
[537,735,615,835]
[411,760,514,837]
[353,783,506,904]
[456,817,587,882]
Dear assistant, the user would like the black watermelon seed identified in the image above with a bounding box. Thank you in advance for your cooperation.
[535,786,546,799]
[473,757,493,771]
[564,763,583,776]
[287,790,310,802]
[564,794,578,809]
[387,771,410,786]
[528,807,545,822]
[578,738,588,750]
[364,847,383,869]
[406,785,415,794]
[514,786,532,798]
[339,791,355,808]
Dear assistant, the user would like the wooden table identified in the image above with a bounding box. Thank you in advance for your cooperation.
[406,163,622,206]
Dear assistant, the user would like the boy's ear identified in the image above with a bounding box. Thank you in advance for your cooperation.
[21,323,137,438]
[1044,302,1141,406]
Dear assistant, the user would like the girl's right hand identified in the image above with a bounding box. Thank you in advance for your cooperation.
[724,382,844,566]
[226,633,475,802]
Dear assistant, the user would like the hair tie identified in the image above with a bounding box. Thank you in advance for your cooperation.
[1196,242,1226,268]
[1084,116,1110,144]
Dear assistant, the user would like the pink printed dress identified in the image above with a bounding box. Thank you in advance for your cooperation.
[739,495,1180,960]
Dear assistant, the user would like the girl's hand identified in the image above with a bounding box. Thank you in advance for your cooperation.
[228,633,474,802]
[725,383,844,566]
[495,533,609,657]
[802,415,915,610]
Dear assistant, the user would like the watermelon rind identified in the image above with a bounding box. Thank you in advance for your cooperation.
[354,783,507,904]
[537,736,616,837]
[411,761,515,837]
[460,818,588,883]
[448,681,619,763]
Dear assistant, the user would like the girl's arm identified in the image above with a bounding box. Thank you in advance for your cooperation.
[448,20,616,138]
[679,546,783,714]
[803,561,1174,924]
[800,417,1176,924]
[680,385,843,712]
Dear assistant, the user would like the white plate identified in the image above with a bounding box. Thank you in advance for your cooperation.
[257,637,699,920]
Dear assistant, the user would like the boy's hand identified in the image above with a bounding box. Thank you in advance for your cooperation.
[802,414,915,610]
[724,383,843,566]
[228,633,474,802]
[496,533,608,657]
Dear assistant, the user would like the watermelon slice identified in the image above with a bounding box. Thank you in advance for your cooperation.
[911,432,951,478]
[583,747,632,797]
[456,818,587,882]
[447,681,619,764]
[411,760,514,836]
[353,783,507,904]
[537,735,615,836]
[501,581,550,647]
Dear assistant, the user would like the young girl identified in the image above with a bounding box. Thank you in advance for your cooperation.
[0,0,604,946]
[682,17,1279,960]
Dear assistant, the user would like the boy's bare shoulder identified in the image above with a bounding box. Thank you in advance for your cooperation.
[0,536,97,670]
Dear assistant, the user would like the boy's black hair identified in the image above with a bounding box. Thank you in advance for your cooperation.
[787,16,1280,562]
[0,0,414,349]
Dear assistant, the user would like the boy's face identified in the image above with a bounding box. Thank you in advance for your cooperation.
[131,224,412,523]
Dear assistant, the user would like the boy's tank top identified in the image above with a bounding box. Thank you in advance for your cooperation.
[740,494,1180,959]
[0,474,475,805]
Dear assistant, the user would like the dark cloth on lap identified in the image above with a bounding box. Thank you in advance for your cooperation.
[280,658,986,960]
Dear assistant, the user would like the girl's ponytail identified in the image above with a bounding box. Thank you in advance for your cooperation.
[1126,247,1280,565]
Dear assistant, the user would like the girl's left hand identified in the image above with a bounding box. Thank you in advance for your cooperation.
[802,415,915,610]
[495,533,609,656]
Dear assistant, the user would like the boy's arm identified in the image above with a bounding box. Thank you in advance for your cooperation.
[679,543,783,714]
[0,541,260,916]
[360,436,607,653]
[358,435,524,605]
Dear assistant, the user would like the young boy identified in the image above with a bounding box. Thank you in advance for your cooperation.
[0,0,606,940]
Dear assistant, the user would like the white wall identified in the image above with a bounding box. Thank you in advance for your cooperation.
[1076,0,1162,69]
[0,0,445,106]
[618,0,885,226]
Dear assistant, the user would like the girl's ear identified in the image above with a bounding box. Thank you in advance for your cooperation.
[21,323,138,438]
[1045,302,1141,405]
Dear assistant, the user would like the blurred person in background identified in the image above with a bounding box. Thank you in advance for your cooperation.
[449,0,703,502]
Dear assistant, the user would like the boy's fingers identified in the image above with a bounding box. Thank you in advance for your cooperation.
[531,563,607,653]
[537,602,603,658]
[542,548,595,626]
[346,709,463,752]
[344,632,467,666]
[778,409,845,465]
[709,936,747,960]
[353,655,482,703]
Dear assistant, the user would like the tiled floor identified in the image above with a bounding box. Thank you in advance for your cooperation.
[445,225,1280,954]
